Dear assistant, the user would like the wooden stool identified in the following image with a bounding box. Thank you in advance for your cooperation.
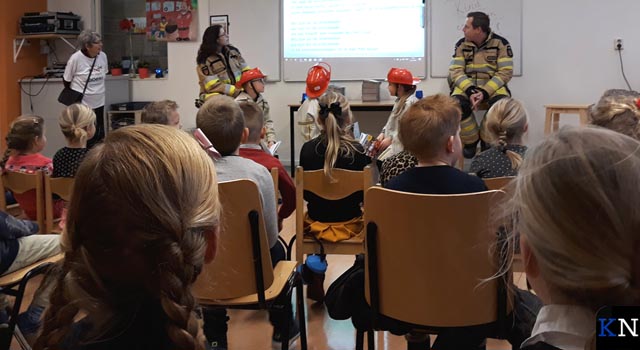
[544,104,591,135]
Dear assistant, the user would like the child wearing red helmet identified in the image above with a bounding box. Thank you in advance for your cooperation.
[375,68,421,160]
[235,67,277,146]
[298,62,332,141]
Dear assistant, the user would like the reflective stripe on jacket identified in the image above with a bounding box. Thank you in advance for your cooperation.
[197,45,249,99]
[449,32,513,97]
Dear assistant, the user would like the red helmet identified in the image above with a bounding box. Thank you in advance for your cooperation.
[236,67,267,88]
[386,68,421,86]
[305,62,331,99]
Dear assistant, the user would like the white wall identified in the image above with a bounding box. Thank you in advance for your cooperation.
[128,0,638,166]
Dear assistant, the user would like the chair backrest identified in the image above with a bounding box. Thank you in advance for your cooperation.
[483,176,515,191]
[192,179,275,301]
[44,174,74,233]
[0,171,45,232]
[364,187,511,328]
[295,166,373,201]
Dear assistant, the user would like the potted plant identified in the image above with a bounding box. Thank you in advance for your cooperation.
[110,62,123,76]
[137,60,151,79]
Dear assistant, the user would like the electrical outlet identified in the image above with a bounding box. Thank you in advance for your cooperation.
[614,38,624,51]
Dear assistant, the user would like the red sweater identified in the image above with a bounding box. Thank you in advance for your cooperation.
[239,146,295,220]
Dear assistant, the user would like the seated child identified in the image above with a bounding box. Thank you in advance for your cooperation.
[298,62,331,141]
[1,116,62,220]
[53,103,96,178]
[238,101,295,224]
[470,98,528,178]
[374,68,421,160]
[195,95,297,349]
[386,94,485,193]
[141,99,182,129]
[385,94,540,350]
[379,150,417,186]
[0,211,60,338]
[35,125,221,350]
[235,68,276,146]
[589,90,640,140]
[300,91,371,301]
[512,126,640,350]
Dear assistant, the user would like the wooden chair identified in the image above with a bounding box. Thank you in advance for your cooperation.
[483,176,515,191]
[192,179,307,350]
[271,167,280,207]
[0,253,63,350]
[0,172,45,232]
[293,166,373,265]
[44,174,74,233]
[361,188,513,350]
[482,176,523,273]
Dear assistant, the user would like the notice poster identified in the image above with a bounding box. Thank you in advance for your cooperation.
[146,0,199,42]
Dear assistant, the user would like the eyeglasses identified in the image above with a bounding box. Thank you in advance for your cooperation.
[218,33,229,38]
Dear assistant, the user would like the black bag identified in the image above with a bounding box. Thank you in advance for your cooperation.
[58,57,97,106]
[325,255,364,320]
[57,87,84,106]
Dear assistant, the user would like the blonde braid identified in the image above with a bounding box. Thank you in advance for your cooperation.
[158,234,206,350]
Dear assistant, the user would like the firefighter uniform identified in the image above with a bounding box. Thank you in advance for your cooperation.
[449,31,513,150]
[196,45,249,104]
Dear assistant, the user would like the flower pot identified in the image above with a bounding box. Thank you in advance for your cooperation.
[138,68,150,79]
[110,68,122,76]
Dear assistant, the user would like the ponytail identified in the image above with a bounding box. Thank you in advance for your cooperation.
[316,92,358,182]
[484,98,527,170]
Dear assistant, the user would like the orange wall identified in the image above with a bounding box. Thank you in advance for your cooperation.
[0,1,48,147]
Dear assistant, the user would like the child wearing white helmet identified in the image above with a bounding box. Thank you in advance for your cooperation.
[375,68,421,160]
[235,67,277,146]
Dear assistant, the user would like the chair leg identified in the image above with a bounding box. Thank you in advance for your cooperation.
[356,329,365,350]
[296,277,308,350]
[367,329,375,350]
[281,295,291,350]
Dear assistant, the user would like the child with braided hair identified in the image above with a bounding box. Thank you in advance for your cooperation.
[470,97,528,178]
[34,124,221,350]
[53,103,96,178]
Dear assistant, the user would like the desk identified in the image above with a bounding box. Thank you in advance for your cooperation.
[288,100,394,177]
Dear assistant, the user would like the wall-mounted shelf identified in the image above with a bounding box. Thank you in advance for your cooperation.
[13,34,77,63]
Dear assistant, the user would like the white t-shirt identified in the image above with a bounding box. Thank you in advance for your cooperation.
[63,50,108,109]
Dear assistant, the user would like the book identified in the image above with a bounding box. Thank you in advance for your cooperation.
[268,140,282,156]
[193,128,221,159]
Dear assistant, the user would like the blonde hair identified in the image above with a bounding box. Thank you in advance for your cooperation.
[316,91,357,182]
[483,98,528,170]
[506,126,640,311]
[399,94,461,161]
[35,125,221,350]
[589,95,640,140]
[142,100,179,126]
[59,104,96,144]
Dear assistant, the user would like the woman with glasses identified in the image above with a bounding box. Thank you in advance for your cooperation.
[62,29,108,148]
[196,25,250,107]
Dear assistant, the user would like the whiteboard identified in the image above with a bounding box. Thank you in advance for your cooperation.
[429,0,522,78]
[209,0,281,81]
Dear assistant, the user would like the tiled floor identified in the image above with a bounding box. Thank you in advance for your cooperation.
[224,213,528,350]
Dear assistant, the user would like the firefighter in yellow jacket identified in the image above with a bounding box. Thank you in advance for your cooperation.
[195,25,250,107]
[449,11,513,158]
